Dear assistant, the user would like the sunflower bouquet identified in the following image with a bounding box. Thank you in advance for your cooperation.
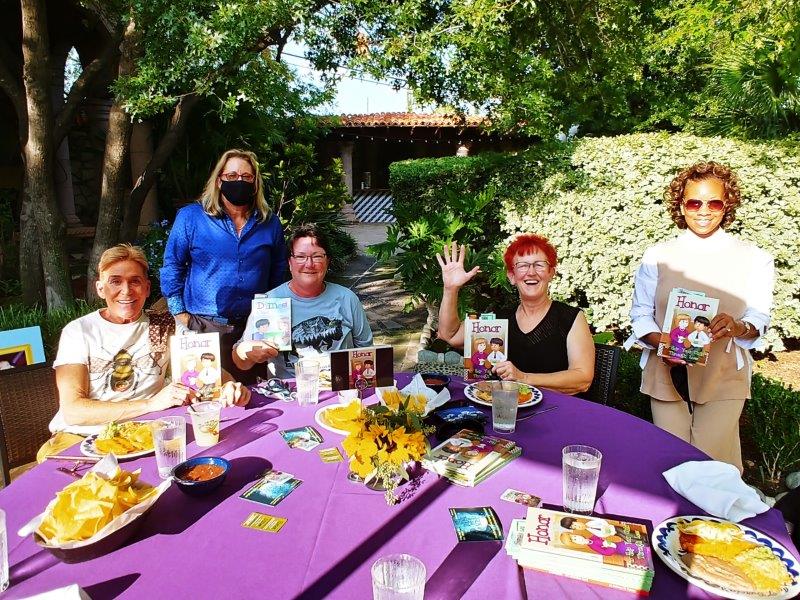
[342,393,433,505]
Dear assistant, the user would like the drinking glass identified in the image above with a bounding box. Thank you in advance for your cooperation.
[188,401,222,447]
[152,417,187,479]
[491,387,519,433]
[0,509,9,592]
[295,358,320,406]
[562,445,602,515]
[371,553,426,600]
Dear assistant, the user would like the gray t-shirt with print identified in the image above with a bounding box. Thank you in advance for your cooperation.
[239,282,373,378]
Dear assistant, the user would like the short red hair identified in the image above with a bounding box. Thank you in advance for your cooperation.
[503,233,557,272]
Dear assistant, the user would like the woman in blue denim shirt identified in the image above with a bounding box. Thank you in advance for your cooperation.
[161,149,288,381]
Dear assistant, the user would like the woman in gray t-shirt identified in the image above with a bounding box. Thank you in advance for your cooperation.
[233,224,373,378]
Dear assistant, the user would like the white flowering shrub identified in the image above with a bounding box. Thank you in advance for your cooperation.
[499,132,800,348]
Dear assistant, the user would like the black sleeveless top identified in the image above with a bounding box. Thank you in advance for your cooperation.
[500,301,580,374]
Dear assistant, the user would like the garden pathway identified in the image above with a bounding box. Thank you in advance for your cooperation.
[332,223,428,371]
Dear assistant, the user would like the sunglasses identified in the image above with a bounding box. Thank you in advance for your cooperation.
[683,199,726,212]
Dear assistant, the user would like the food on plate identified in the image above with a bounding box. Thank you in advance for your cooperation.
[179,464,226,482]
[475,381,531,405]
[677,518,793,595]
[381,388,427,412]
[320,401,363,433]
[37,467,157,544]
[94,421,154,455]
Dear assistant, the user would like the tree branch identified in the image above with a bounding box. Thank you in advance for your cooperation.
[53,31,122,147]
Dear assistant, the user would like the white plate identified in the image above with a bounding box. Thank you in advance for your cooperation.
[80,420,156,460]
[651,515,800,600]
[314,403,363,436]
[464,382,542,408]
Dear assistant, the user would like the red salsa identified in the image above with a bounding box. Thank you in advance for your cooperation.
[181,464,225,482]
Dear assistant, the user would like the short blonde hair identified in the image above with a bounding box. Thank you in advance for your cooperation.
[98,244,149,277]
[200,149,271,221]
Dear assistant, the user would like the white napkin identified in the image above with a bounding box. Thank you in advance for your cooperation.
[663,460,769,522]
[24,584,92,599]
[375,374,451,416]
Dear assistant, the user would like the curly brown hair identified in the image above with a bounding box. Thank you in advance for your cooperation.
[665,162,742,230]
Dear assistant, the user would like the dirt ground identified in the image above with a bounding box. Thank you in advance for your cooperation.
[753,350,800,389]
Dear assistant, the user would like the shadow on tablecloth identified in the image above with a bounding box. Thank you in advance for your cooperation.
[132,455,272,542]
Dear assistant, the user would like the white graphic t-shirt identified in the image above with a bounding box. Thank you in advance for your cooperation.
[49,310,172,434]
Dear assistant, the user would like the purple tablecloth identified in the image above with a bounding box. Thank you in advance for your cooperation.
[1,374,797,599]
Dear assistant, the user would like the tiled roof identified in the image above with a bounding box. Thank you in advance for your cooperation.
[332,112,486,128]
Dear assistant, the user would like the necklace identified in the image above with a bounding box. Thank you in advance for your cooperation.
[517,299,552,327]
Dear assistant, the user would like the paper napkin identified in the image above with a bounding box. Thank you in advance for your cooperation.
[663,460,769,522]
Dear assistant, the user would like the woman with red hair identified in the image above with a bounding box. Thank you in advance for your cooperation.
[436,234,594,395]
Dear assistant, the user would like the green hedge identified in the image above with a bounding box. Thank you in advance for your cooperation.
[389,132,800,348]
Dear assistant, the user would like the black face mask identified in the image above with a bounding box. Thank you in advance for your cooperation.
[220,180,255,206]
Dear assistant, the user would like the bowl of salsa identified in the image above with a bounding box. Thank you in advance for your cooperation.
[172,456,230,496]
[419,373,451,394]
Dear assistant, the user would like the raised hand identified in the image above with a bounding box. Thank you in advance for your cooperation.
[435,243,481,290]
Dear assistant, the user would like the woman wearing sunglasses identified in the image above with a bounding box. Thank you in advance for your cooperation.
[629,161,774,471]
[161,149,288,382]
[436,233,595,395]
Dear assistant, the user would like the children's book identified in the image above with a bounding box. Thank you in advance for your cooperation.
[422,428,521,487]
[329,346,393,391]
[463,316,509,381]
[506,519,652,594]
[169,332,222,399]
[518,507,653,574]
[657,288,719,366]
[243,296,292,351]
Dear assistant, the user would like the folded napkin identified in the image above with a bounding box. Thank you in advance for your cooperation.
[663,460,769,522]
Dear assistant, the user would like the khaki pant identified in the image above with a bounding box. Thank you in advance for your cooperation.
[650,398,745,473]
[36,432,86,463]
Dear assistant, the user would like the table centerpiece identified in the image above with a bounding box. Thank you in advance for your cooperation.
[342,392,433,505]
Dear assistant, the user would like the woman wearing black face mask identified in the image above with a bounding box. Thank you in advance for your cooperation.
[160,149,288,382]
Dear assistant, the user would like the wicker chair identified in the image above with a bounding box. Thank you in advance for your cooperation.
[0,362,58,487]
[578,344,621,405]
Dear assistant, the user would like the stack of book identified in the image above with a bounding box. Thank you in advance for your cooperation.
[422,428,521,486]
[505,507,654,595]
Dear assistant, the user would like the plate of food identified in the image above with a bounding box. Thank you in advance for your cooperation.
[315,401,364,436]
[80,420,155,459]
[464,380,542,408]
[652,515,799,599]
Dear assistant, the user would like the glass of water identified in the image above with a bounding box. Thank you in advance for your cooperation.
[152,417,187,478]
[295,358,320,406]
[371,553,426,600]
[562,444,602,515]
[0,509,9,592]
[491,386,519,434]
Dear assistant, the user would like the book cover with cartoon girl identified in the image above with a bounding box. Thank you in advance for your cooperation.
[243,296,292,351]
[657,288,719,366]
[329,346,393,391]
[521,508,652,572]
[170,332,222,399]
[463,316,509,381]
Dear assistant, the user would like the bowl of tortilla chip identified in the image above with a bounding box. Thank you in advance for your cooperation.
[28,456,169,562]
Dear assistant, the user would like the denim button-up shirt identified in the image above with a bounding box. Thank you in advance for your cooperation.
[160,203,288,321]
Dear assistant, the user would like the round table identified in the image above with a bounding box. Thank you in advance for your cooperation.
[0,374,796,599]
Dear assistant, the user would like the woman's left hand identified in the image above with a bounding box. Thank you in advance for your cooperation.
[710,312,739,341]
[493,360,522,381]
[219,381,251,407]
